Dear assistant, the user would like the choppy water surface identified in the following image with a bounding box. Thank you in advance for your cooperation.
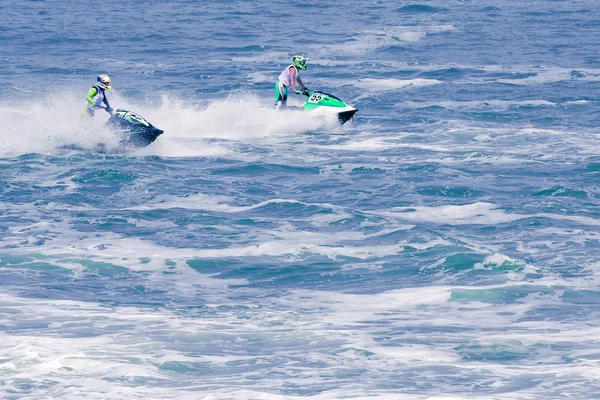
[1,1,600,399]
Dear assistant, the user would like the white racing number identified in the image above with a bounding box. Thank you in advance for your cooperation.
[308,93,323,104]
[125,111,150,127]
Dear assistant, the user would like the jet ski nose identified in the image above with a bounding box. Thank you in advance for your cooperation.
[338,109,357,125]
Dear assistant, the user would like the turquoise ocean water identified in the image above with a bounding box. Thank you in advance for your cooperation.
[1,1,600,399]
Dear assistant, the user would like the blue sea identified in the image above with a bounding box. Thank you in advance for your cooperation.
[1,1,600,399]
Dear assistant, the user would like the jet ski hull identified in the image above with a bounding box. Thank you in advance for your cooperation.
[335,107,358,125]
[104,109,164,148]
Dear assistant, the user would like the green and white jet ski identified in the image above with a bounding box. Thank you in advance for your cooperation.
[303,90,357,125]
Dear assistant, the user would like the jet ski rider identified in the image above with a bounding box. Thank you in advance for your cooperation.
[274,55,310,109]
[82,75,113,119]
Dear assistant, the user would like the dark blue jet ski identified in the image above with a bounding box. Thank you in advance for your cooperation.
[104,109,164,148]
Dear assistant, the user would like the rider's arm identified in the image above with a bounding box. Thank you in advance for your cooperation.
[289,67,299,93]
[297,76,305,90]
[85,87,98,105]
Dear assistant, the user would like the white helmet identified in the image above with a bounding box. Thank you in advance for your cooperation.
[96,75,112,90]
